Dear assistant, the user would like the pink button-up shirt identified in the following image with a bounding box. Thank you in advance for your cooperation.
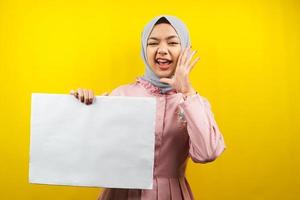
[98,77,226,200]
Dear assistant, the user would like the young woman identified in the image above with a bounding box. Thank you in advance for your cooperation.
[70,15,226,200]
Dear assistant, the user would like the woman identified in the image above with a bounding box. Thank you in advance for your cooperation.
[70,15,226,200]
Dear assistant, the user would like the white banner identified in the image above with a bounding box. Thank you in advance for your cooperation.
[29,93,156,189]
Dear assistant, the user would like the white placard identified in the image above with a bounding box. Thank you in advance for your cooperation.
[29,93,156,189]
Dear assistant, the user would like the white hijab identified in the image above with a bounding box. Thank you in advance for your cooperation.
[140,15,191,94]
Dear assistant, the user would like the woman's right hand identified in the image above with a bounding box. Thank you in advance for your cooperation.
[70,88,109,105]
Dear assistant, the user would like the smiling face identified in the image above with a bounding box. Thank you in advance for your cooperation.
[146,23,182,78]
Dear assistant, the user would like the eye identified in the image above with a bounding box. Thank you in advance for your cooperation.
[169,42,179,45]
[147,43,158,46]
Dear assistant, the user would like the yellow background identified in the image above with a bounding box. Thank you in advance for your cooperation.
[0,0,299,199]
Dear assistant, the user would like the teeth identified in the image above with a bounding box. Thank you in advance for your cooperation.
[157,61,170,64]
[157,61,170,66]
[156,58,171,62]
[156,58,171,65]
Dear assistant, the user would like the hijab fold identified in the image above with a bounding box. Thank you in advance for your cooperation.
[140,15,191,94]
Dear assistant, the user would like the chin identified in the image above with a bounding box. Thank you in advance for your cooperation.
[150,64,175,78]
[156,71,174,79]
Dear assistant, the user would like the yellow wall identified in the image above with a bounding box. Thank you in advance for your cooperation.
[0,0,299,199]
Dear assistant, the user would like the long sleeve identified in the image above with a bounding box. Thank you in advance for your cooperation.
[178,94,226,163]
[108,86,126,96]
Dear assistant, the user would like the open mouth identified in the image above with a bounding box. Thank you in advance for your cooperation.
[155,58,172,70]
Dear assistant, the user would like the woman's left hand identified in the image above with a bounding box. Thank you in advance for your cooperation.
[159,46,200,96]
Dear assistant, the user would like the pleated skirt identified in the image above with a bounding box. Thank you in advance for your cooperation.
[97,176,194,200]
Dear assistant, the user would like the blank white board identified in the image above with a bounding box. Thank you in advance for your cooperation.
[29,93,156,189]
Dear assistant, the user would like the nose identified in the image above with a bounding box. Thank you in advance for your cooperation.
[157,44,168,55]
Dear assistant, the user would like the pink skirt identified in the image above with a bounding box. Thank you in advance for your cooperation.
[97,176,194,200]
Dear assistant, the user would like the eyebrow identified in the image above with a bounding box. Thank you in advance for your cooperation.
[148,35,179,41]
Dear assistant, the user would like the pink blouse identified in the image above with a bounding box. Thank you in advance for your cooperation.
[98,77,226,200]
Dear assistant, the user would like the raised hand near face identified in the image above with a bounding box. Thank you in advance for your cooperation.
[159,46,200,97]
